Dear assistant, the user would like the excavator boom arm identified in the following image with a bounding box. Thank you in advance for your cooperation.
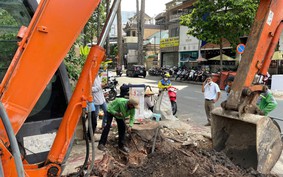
[212,0,283,174]
[227,0,283,109]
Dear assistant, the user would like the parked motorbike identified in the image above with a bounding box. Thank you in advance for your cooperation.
[175,69,182,81]
[201,70,210,82]
[148,67,162,76]
[103,77,118,102]
[116,69,122,77]
[188,69,196,81]
[179,69,188,81]
[168,86,178,115]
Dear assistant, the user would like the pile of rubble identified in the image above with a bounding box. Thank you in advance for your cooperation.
[65,120,278,177]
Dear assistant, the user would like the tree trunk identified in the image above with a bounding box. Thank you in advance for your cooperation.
[83,27,87,46]
[97,2,101,40]
[106,0,110,56]
[117,1,123,65]
[219,38,223,72]
[136,0,140,64]
[137,0,145,65]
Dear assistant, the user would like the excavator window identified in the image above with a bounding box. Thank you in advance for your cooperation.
[0,1,70,164]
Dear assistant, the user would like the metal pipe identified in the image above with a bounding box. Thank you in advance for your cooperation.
[151,127,160,154]
[97,0,122,47]
[86,104,95,177]
[0,158,4,177]
[72,111,89,177]
[0,102,25,177]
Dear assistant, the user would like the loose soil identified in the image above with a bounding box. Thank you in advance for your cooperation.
[66,125,277,177]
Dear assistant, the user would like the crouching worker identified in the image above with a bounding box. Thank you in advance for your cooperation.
[97,98,139,153]
[257,85,277,116]
[144,88,154,112]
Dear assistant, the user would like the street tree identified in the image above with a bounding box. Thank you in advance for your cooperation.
[137,0,145,65]
[180,0,259,71]
[0,8,19,77]
[65,1,107,83]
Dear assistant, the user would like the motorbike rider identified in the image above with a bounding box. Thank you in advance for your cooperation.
[158,73,171,91]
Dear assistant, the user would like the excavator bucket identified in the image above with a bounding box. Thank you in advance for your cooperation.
[211,107,282,174]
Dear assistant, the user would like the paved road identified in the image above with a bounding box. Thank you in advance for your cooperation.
[115,74,283,130]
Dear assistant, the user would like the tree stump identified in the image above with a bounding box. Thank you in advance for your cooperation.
[126,120,160,166]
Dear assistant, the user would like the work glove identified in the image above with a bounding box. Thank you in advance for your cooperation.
[114,112,123,117]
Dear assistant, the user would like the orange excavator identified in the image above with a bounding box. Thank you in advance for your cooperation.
[212,0,283,174]
[0,0,282,176]
[0,0,121,176]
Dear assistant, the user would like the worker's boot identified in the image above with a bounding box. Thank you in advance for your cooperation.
[97,144,106,151]
[119,146,129,154]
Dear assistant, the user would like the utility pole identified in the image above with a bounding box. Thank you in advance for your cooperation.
[117,1,123,66]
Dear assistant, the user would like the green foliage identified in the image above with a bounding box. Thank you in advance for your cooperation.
[64,0,107,83]
[0,8,19,81]
[180,0,259,47]
[64,45,83,82]
[81,0,107,45]
[79,45,91,58]
[0,8,18,26]
[111,45,118,57]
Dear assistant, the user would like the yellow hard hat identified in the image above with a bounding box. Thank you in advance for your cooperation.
[165,73,170,77]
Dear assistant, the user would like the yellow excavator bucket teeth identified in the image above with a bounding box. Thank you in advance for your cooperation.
[211,107,282,174]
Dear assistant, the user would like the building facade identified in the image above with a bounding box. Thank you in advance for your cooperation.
[123,13,163,65]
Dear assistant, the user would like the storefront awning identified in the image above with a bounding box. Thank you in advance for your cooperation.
[272,51,283,60]
[208,54,235,61]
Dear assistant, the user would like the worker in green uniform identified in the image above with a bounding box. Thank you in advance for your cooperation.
[257,85,277,116]
[97,98,139,153]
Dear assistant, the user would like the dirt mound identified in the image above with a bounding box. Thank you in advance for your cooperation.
[65,123,278,177]
[120,146,274,177]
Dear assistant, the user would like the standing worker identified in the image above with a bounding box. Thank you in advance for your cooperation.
[97,98,139,153]
[92,74,108,131]
[202,75,221,126]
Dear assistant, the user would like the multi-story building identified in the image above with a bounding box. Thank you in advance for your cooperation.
[123,13,164,64]
[159,0,236,70]
[159,0,198,67]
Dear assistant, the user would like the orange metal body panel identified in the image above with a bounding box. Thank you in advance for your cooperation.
[0,0,104,176]
[0,0,100,142]
[227,0,283,108]
[47,46,105,163]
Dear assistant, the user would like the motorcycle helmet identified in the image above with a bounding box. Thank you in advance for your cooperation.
[164,73,170,78]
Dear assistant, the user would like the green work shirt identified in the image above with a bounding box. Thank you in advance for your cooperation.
[257,90,277,116]
[107,98,136,127]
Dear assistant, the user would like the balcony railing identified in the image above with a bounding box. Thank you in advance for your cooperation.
[169,14,182,22]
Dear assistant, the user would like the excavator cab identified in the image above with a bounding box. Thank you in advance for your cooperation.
[210,0,283,173]
[0,0,71,164]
